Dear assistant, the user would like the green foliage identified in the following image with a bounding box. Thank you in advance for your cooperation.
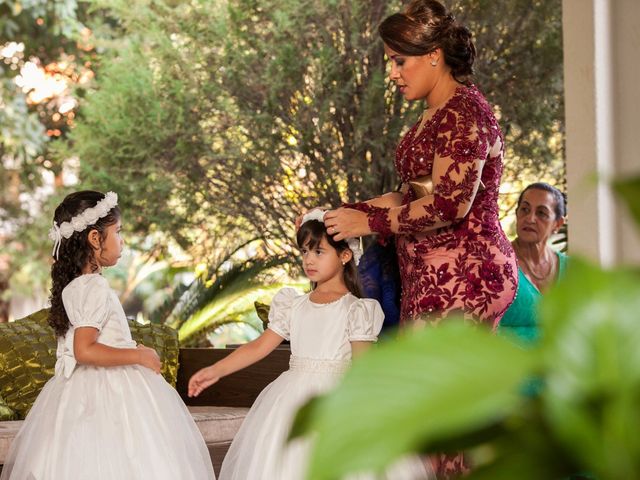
[294,256,640,479]
[455,0,565,186]
[131,234,300,346]
[539,260,640,479]
[292,322,537,479]
[612,175,640,226]
[172,254,291,345]
[1,0,97,317]
[0,0,84,57]
[0,78,47,165]
[0,0,88,169]
[65,41,206,244]
[254,300,270,330]
[292,182,640,479]
[64,0,564,253]
[4,0,566,327]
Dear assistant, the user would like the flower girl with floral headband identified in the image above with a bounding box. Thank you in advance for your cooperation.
[1,190,215,480]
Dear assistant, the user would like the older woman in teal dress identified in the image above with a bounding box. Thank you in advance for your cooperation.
[499,182,567,343]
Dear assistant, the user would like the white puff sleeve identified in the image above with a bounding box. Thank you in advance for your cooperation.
[61,275,111,331]
[267,287,300,341]
[347,299,385,342]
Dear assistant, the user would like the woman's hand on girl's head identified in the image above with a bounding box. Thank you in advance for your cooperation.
[136,344,162,374]
[188,365,221,398]
[324,208,372,241]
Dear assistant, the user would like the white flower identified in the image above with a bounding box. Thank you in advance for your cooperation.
[59,222,75,238]
[347,238,363,266]
[82,207,100,225]
[71,216,87,231]
[48,224,60,241]
[104,191,118,206]
[95,198,112,216]
[94,203,108,217]
[48,191,119,259]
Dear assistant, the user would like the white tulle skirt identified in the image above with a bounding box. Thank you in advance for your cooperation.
[219,357,431,480]
[0,365,215,480]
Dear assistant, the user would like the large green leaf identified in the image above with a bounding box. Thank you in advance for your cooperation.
[464,400,581,480]
[539,258,640,478]
[297,322,539,480]
[612,175,640,228]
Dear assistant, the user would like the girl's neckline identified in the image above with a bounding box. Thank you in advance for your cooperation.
[307,292,351,306]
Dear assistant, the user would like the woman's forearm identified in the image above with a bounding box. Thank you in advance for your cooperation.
[364,192,404,209]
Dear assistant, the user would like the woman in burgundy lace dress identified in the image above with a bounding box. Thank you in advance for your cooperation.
[323,2,518,477]
[325,0,517,330]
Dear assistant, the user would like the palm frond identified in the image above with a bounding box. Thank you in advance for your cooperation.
[167,254,290,331]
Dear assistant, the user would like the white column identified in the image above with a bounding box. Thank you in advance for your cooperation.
[610,0,640,264]
[563,0,640,265]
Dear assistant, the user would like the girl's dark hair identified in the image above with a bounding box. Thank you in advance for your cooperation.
[296,220,363,298]
[379,0,476,84]
[48,191,121,337]
[517,182,567,219]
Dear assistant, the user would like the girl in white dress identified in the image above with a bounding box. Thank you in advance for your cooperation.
[189,211,431,480]
[1,191,215,480]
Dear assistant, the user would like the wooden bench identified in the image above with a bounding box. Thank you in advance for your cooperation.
[0,345,291,476]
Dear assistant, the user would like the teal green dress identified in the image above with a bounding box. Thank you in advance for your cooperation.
[498,251,567,344]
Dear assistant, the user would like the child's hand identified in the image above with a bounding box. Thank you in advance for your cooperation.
[188,365,221,397]
[136,345,162,374]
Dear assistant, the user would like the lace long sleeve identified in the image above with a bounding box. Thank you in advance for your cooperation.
[346,107,492,238]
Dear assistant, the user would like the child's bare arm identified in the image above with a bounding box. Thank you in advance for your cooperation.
[74,327,161,373]
[188,329,284,397]
[350,341,374,358]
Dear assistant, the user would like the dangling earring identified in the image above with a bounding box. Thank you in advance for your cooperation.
[431,60,438,67]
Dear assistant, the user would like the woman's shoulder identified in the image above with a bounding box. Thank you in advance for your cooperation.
[457,83,486,103]
[448,84,494,118]
[556,250,569,276]
[444,84,501,143]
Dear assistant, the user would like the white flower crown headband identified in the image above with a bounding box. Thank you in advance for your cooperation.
[300,209,363,266]
[48,191,118,260]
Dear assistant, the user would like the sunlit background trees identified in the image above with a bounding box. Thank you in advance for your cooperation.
[1,0,563,345]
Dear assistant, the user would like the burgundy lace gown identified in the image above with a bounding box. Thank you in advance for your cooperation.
[348,84,517,328]
[347,84,518,478]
